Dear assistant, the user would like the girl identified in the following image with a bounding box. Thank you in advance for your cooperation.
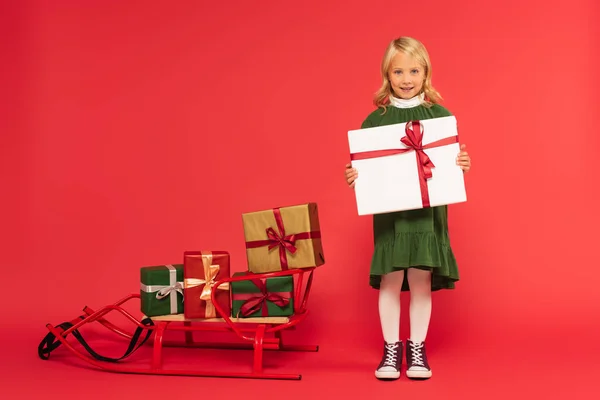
[344,36,471,380]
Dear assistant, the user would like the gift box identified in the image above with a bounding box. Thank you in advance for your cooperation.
[183,251,231,319]
[347,116,467,215]
[230,272,294,318]
[242,203,324,273]
[140,264,184,317]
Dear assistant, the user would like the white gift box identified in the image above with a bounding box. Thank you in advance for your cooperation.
[347,115,467,216]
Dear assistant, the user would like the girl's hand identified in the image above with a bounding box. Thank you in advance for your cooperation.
[345,163,358,188]
[456,144,471,173]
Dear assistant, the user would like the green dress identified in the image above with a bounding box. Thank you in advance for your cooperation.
[361,103,460,292]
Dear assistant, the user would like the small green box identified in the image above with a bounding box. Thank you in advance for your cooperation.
[231,272,294,318]
[140,264,184,317]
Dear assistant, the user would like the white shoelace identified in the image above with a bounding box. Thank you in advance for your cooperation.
[383,343,399,367]
[410,342,425,366]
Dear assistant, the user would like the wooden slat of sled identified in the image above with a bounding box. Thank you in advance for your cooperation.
[149,314,290,324]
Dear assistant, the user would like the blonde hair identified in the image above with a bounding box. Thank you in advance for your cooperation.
[374,36,442,112]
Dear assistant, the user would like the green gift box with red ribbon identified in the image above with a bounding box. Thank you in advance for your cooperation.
[230,272,294,318]
[242,203,325,273]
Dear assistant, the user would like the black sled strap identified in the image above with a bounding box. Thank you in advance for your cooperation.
[38,316,154,362]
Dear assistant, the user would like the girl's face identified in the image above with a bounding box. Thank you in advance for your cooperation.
[387,51,425,99]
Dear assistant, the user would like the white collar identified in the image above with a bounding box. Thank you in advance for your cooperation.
[389,93,425,108]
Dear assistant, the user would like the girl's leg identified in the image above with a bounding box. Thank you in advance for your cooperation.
[375,270,404,380]
[407,268,432,342]
[406,267,433,379]
[379,270,404,343]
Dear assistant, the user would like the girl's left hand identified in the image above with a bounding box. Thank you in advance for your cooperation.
[456,144,471,173]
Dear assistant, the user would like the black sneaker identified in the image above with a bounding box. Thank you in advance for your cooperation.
[406,339,432,379]
[375,341,402,380]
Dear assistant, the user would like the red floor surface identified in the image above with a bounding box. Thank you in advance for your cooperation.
[4,318,599,400]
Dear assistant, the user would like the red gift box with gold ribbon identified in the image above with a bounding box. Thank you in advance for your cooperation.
[183,250,231,319]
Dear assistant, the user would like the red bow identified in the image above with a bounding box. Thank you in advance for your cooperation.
[239,278,290,317]
[266,227,298,254]
[401,120,435,180]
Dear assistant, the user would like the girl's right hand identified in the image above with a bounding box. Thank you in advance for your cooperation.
[345,163,358,188]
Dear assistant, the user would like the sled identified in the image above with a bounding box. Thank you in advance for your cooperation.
[38,267,317,380]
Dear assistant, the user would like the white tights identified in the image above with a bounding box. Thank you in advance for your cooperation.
[378,268,432,344]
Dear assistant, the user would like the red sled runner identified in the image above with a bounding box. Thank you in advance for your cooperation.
[38,268,318,380]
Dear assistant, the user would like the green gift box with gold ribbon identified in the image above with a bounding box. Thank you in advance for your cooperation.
[230,272,294,318]
[140,264,184,317]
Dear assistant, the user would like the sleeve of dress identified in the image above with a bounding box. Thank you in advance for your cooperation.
[433,104,453,117]
[360,117,373,129]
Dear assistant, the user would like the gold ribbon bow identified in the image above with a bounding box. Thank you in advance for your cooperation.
[184,251,230,318]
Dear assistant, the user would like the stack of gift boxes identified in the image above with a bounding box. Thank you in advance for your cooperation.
[140,203,324,320]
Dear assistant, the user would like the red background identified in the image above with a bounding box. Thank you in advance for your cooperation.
[3,0,599,398]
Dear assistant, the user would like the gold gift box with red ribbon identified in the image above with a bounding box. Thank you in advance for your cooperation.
[242,203,325,273]
[183,250,231,319]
